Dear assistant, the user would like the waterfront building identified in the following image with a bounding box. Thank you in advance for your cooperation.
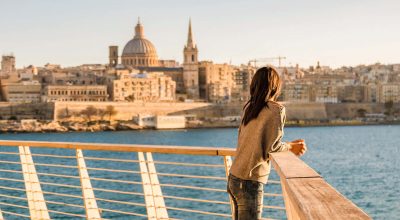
[314,84,338,103]
[230,65,256,102]
[155,115,186,129]
[0,81,42,103]
[137,67,185,94]
[112,72,175,102]
[282,82,312,103]
[365,83,378,103]
[337,85,368,103]
[43,85,108,102]
[378,83,400,103]
[198,61,236,102]
[134,114,186,129]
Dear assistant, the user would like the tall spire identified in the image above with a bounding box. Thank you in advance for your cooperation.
[186,18,195,48]
[134,17,144,39]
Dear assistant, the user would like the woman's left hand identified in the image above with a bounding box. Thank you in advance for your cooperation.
[289,139,307,156]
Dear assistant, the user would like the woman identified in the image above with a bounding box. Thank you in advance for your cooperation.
[228,66,307,219]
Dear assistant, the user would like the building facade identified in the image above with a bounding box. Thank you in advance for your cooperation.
[0,81,42,103]
[198,61,236,102]
[378,83,400,103]
[43,85,108,102]
[112,72,176,102]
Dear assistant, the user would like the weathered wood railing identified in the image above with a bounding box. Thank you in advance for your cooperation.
[270,152,371,220]
[0,140,370,219]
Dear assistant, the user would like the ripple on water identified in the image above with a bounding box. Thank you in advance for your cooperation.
[0,125,399,219]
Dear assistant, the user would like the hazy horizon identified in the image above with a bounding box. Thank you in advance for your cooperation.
[1,0,400,68]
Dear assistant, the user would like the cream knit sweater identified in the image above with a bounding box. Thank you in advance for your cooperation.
[229,101,290,184]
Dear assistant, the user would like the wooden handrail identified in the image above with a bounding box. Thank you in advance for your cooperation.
[0,140,236,156]
[270,151,371,220]
[270,151,320,179]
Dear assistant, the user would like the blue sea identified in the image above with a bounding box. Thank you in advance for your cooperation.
[0,125,399,219]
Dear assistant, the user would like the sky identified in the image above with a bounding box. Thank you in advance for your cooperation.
[0,0,399,68]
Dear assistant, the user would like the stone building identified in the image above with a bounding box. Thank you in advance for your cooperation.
[39,71,99,86]
[43,85,108,102]
[314,83,338,103]
[198,61,236,102]
[138,67,184,94]
[112,72,175,102]
[0,81,42,103]
[378,83,400,103]
[337,85,368,103]
[282,82,312,103]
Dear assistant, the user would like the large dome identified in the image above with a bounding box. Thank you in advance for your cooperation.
[121,19,159,67]
[122,38,157,56]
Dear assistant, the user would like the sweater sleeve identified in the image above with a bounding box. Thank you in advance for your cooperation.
[266,107,290,156]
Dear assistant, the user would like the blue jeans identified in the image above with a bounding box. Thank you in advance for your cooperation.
[227,174,264,220]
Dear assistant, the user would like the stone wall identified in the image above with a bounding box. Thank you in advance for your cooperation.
[2,101,396,122]
[325,103,386,119]
[284,102,327,120]
[0,102,54,120]
[54,101,211,121]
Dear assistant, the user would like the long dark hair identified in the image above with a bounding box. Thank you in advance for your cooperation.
[242,66,282,125]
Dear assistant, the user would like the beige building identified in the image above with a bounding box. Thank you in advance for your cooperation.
[112,72,175,102]
[314,84,338,103]
[337,85,368,103]
[283,82,312,103]
[1,81,42,103]
[378,83,400,103]
[43,85,108,102]
[199,61,236,102]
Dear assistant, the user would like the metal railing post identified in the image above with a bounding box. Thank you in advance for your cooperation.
[76,149,102,219]
[146,152,169,219]
[19,146,50,220]
[223,156,234,219]
[138,152,157,220]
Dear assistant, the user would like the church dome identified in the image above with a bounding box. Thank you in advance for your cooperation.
[122,38,157,56]
[121,18,159,67]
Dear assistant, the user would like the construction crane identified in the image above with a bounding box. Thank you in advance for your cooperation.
[248,56,287,68]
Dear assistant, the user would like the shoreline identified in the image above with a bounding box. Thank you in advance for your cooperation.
[0,120,398,134]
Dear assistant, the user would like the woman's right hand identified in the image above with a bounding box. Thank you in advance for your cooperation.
[289,139,307,156]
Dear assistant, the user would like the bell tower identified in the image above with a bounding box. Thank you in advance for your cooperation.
[183,19,199,99]
[109,46,118,67]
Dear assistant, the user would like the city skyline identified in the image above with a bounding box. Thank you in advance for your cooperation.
[1,0,400,68]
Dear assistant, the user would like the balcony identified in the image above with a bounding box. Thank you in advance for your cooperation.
[0,140,370,219]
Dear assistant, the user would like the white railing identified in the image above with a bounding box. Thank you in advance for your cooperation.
[0,140,370,220]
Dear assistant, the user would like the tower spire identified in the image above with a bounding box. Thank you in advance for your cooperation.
[186,18,195,48]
